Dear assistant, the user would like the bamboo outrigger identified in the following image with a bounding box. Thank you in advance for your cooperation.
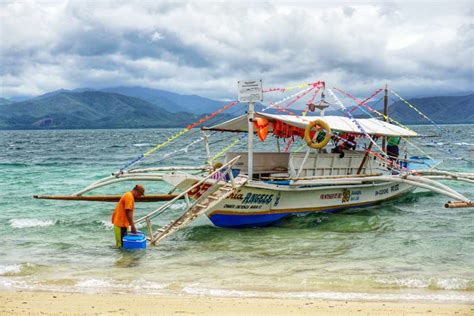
[35,80,473,246]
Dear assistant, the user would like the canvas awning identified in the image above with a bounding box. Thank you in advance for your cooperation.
[203,112,418,137]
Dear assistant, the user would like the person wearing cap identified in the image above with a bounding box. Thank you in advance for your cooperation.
[111,184,145,248]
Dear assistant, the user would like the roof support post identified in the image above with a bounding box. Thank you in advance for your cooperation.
[202,131,212,167]
[382,84,388,152]
[248,101,255,180]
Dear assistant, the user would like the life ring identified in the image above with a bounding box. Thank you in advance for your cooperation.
[304,119,331,149]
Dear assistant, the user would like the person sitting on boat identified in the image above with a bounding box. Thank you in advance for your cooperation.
[210,162,226,181]
[111,184,145,248]
[332,133,357,158]
[386,136,401,161]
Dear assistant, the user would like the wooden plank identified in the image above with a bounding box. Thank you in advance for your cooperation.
[33,194,182,202]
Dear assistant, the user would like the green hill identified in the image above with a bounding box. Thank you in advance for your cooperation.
[0,91,200,129]
[0,97,12,106]
[387,93,474,124]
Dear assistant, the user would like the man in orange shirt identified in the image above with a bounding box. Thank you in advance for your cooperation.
[112,184,145,248]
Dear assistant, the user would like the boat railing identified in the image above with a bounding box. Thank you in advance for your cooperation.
[134,155,242,227]
[73,166,209,196]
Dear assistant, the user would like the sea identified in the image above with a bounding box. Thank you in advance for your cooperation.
[0,125,473,303]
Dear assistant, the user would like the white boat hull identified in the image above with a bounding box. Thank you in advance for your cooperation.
[183,180,415,227]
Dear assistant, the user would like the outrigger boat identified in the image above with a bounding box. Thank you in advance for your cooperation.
[35,81,474,245]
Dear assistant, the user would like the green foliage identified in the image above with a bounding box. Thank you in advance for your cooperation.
[388,94,474,124]
[0,91,201,129]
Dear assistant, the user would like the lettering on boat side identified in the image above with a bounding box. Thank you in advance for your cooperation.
[222,192,275,210]
[375,185,399,196]
[320,193,342,200]
[242,193,274,205]
[350,190,361,202]
[228,190,244,200]
[273,192,281,207]
[188,182,212,199]
[391,184,399,192]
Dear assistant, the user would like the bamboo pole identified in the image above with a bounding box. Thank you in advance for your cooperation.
[33,194,181,202]
[445,201,474,208]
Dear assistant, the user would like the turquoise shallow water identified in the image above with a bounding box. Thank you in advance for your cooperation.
[0,126,473,302]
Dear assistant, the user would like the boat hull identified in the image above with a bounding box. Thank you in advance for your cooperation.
[205,181,414,228]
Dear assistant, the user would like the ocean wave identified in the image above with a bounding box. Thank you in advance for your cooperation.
[0,263,37,276]
[0,264,22,276]
[75,278,166,294]
[435,278,472,290]
[9,218,55,229]
[182,286,474,303]
[454,142,474,146]
[0,162,28,167]
[376,277,472,290]
[76,278,123,289]
[99,220,114,230]
[133,143,152,147]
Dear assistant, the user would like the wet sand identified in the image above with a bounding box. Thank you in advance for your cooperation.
[1,290,472,315]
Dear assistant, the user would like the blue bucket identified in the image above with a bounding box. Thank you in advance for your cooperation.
[122,232,147,250]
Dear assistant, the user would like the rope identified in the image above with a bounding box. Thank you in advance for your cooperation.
[327,89,388,158]
[391,90,463,160]
[263,82,323,112]
[302,87,322,116]
[118,100,240,171]
[210,137,242,162]
[263,81,323,93]
[348,88,384,113]
[332,87,433,159]
[267,98,405,171]
[284,139,294,152]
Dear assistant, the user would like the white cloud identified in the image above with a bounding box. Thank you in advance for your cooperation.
[0,0,472,100]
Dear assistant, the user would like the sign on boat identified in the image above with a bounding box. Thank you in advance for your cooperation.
[35,80,474,246]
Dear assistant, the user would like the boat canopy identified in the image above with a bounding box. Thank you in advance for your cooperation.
[203,112,418,137]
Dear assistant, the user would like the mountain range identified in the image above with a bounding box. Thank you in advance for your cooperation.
[0,87,473,129]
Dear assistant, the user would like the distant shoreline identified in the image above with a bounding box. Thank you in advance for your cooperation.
[1,122,474,132]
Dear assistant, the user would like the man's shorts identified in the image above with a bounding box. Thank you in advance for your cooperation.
[114,226,128,248]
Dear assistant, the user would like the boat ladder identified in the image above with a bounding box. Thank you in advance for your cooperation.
[135,156,247,245]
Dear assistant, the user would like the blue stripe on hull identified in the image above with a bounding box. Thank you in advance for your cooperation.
[209,213,289,228]
[208,203,377,228]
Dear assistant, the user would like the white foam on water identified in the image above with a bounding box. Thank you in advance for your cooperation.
[0,278,30,289]
[74,278,166,294]
[9,218,55,229]
[133,143,151,147]
[130,280,167,294]
[100,220,114,230]
[0,264,22,276]
[436,278,471,290]
[376,277,471,291]
[182,286,474,303]
[376,277,430,288]
[75,278,124,289]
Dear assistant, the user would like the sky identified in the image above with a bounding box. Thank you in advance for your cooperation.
[0,0,473,101]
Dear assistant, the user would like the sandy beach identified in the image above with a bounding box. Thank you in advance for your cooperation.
[0,290,472,315]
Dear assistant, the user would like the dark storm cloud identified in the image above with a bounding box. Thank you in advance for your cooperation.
[0,0,472,99]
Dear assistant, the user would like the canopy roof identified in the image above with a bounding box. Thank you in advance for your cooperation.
[203,112,418,137]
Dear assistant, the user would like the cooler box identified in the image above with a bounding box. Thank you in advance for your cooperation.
[122,232,147,250]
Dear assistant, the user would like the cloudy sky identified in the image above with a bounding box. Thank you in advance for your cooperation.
[0,0,472,100]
